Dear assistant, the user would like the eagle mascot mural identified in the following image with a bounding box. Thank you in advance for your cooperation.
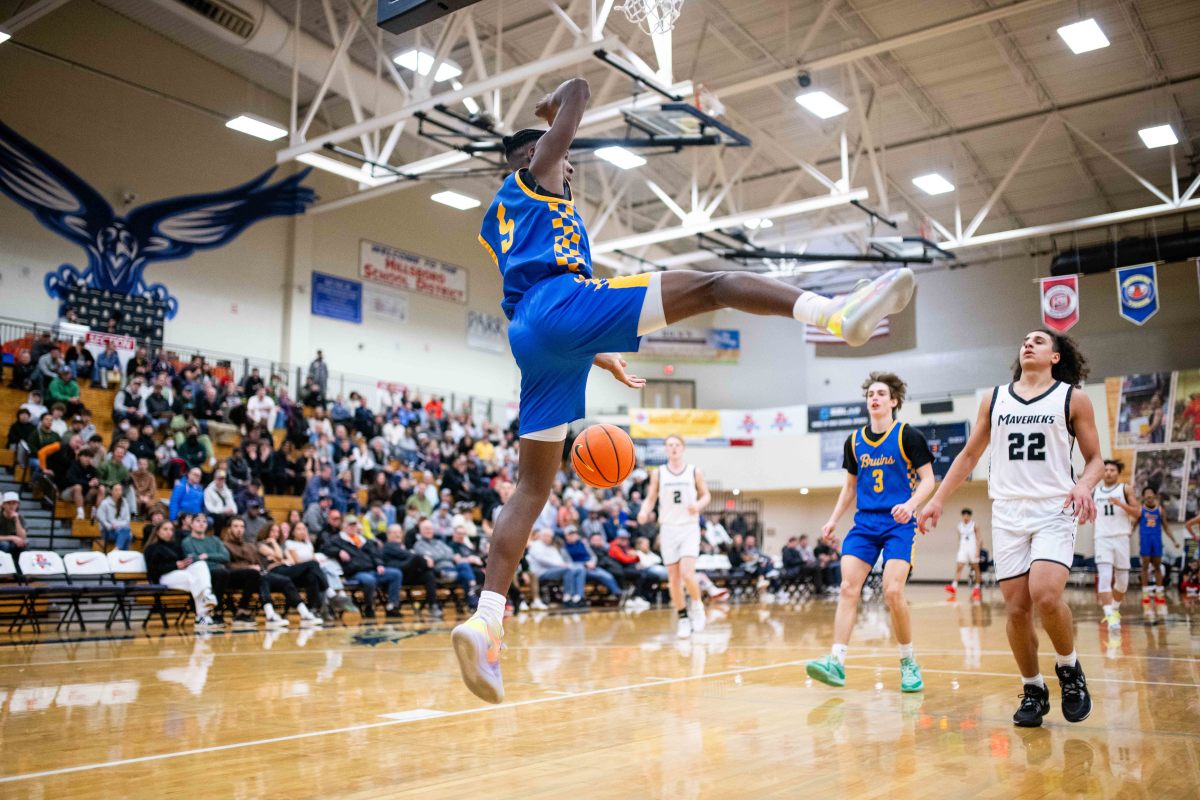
[0,119,315,318]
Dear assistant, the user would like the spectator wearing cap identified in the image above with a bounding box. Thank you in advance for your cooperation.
[319,514,402,619]
[1,492,28,561]
[204,470,238,533]
[563,526,622,600]
[93,342,122,389]
[96,483,133,551]
[241,496,270,542]
[168,467,206,521]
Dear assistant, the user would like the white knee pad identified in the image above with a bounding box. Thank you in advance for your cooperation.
[1114,569,1129,593]
[1096,562,1112,591]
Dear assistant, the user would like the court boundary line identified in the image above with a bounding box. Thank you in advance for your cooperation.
[0,658,807,785]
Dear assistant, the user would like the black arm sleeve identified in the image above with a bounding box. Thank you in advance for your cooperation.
[842,435,858,475]
[902,425,934,469]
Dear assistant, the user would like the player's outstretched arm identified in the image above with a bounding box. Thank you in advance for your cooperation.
[1067,389,1103,524]
[529,78,590,191]
[593,353,646,389]
[919,394,993,533]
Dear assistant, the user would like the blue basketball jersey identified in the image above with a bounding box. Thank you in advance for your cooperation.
[852,422,918,513]
[1140,506,1163,540]
[478,170,592,320]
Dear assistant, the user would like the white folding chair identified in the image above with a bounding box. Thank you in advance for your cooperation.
[65,551,125,629]
[18,550,85,632]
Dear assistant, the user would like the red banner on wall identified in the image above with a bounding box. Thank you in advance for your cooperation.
[1039,275,1080,332]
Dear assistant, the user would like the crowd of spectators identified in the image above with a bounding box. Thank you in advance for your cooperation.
[5,331,838,620]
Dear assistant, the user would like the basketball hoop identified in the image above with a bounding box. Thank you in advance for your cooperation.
[617,0,686,35]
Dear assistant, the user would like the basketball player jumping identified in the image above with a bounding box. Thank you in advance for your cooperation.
[919,330,1102,727]
[452,77,917,704]
[1093,459,1139,631]
[1138,487,1178,618]
[806,372,935,694]
[637,434,712,639]
[945,508,983,601]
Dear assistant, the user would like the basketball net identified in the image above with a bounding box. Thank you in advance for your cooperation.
[693,83,725,118]
[617,0,686,34]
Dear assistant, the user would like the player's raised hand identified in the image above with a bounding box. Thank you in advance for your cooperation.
[1065,483,1096,524]
[533,92,558,124]
[593,353,646,389]
[917,499,942,534]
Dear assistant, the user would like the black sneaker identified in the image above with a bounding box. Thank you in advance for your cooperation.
[1055,661,1092,723]
[1013,683,1051,727]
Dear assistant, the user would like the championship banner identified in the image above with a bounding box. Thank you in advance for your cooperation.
[360,239,468,304]
[1115,262,1159,325]
[629,408,722,439]
[1038,275,1080,332]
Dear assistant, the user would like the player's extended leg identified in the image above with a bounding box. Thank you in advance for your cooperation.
[451,437,561,704]
[882,559,923,692]
[658,268,914,347]
[679,555,705,632]
[998,574,1039,678]
[805,555,872,687]
[666,561,690,638]
[1029,560,1092,722]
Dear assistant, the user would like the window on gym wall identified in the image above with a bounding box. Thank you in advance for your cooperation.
[641,379,695,409]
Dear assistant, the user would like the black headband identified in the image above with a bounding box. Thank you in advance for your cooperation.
[502,128,546,159]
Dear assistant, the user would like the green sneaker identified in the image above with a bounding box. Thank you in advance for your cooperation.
[806,655,846,687]
[900,657,924,693]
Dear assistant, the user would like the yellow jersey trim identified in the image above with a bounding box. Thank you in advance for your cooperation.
[515,171,574,207]
[477,234,498,267]
[860,419,898,448]
[897,422,912,469]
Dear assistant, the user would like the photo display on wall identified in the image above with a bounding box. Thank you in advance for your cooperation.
[1113,370,1200,524]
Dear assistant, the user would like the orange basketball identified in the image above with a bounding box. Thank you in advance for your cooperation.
[571,424,636,489]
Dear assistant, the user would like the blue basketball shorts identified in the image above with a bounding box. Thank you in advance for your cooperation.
[842,510,918,567]
[1140,534,1163,559]
[509,272,662,436]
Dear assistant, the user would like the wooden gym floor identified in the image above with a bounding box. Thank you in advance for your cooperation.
[0,585,1197,799]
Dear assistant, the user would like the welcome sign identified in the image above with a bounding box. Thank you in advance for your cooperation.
[360,240,468,304]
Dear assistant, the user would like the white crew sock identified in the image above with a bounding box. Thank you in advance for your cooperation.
[1022,674,1045,690]
[898,643,914,659]
[950,579,958,588]
[831,643,848,666]
[1102,603,1114,616]
[263,603,280,620]
[297,602,314,619]
[793,292,833,325]
[476,590,507,629]
[1055,650,1078,668]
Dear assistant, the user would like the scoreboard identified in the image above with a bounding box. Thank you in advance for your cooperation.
[377,0,486,35]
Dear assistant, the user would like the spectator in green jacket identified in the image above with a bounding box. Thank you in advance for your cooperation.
[46,367,83,417]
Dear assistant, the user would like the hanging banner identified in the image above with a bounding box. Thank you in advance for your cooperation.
[629,408,723,439]
[633,327,740,363]
[1115,262,1159,325]
[721,405,805,438]
[1038,275,1080,332]
[82,331,137,373]
[360,239,468,304]
[807,402,869,433]
[311,272,362,323]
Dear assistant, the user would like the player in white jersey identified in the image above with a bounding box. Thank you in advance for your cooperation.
[1092,459,1139,631]
[945,508,983,601]
[920,329,1103,729]
[638,434,711,639]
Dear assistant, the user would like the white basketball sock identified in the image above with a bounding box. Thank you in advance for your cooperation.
[1055,650,1078,668]
[831,643,848,665]
[793,292,833,325]
[898,643,914,659]
[475,590,507,629]
[1022,674,1045,690]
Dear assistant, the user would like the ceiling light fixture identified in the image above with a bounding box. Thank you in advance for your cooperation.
[1056,19,1109,54]
[911,173,955,195]
[296,153,392,187]
[1137,124,1178,149]
[795,91,848,119]
[431,190,481,210]
[393,48,462,82]
[225,114,288,142]
[594,146,646,170]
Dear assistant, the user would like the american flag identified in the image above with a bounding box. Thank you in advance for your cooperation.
[804,318,890,345]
